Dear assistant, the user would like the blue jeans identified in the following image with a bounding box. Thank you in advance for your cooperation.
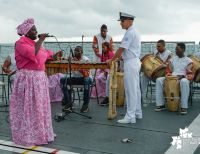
[60,76,92,106]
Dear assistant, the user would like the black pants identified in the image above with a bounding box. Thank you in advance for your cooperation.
[60,76,92,106]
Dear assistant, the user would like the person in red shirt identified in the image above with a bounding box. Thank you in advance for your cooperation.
[91,42,114,98]
[92,24,114,62]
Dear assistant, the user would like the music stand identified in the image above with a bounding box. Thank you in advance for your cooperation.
[54,46,92,122]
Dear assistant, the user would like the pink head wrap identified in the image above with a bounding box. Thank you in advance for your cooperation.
[16,18,35,36]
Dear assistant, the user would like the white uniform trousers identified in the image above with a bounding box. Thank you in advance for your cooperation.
[124,58,142,120]
[156,77,190,108]
[140,72,150,96]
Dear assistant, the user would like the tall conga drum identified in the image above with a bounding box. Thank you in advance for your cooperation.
[116,72,125,106]
[141,54,166,82]
[164,76,180,112]
[188,55,200,82]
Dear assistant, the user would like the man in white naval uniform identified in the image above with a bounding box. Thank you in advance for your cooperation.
[140,39,172,102]
[155,43,193,114]
[107,12,142,124]
[92,24,114,62]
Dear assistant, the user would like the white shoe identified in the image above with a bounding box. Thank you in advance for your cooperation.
[117,118,136,124]
[136,114,142,119]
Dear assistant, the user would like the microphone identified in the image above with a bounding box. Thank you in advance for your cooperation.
[38,34,54,38]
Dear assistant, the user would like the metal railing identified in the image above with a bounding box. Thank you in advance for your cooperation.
[0,41,198,64]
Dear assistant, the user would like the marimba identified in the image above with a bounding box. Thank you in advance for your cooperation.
[45,60,108,76]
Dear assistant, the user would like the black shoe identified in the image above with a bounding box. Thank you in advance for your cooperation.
[100,97,109,106]
[154,105,166,112]
[181,108,187,115]
[61,99,66,106]
[80,104,89,113]
[62,104,72,112]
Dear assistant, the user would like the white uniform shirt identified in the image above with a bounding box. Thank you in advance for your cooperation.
[120,25,141,60]
[170,56,192,76]
[153,49,172,62]
[72,55,90,77]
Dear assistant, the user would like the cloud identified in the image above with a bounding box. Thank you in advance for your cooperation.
[0,0,200,43]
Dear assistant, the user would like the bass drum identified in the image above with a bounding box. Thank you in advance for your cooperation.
[164,76,180,112]
[116,72,125,107]
[141,54,166,82]
[188,55,200,82]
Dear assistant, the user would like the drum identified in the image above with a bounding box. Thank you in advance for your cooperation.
[141,54,166,81]
[116,72,125,106]
[164,76,180,112]
[188,55,200,82]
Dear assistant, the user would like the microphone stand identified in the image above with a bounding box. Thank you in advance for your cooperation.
[81,35,84,53]
[101,51,104,62]
[54,46,92,122]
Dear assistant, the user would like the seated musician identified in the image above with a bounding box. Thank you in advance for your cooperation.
[155,42,193,114]
[61,46,92,113]
[140,39,172,102]
[91,42,114,98]
[2,53,17,84]
[194,52,200,59]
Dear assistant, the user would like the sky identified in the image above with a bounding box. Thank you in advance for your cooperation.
[0,0,200,44]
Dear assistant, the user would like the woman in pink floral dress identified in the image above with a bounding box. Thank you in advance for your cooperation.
[91,42,114,98]
[10,18,60,146]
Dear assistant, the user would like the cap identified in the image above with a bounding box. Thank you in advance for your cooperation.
[118,12,135,21]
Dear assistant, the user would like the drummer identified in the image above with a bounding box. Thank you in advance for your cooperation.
[155,42,193,114]
[140,39,172,102]
[194,51,200,59]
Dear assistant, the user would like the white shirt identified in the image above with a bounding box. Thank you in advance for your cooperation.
[194,52,200,59]
[72,55,90,77]
[9,53,17,71]
[120,25,141,60]
[153,49,172,62]
[170,56,192,76]
[95,34,112,62]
